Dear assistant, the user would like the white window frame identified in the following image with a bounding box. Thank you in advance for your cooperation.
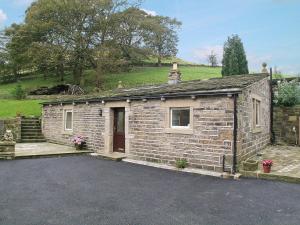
[252,98,261,129]
[64,109,73,131]
[170,107,191,129]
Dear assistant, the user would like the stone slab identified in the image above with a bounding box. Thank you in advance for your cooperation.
[123,158,223,178]
[15,142,93,158]
[241,145,300,183]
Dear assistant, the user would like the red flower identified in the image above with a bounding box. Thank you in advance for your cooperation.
[262,160,273,167]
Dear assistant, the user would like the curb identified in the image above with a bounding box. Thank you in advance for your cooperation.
[14,151,93,160]
[240,170,300,184]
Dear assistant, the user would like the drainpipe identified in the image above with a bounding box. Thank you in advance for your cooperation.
[270,68,275,144]
[232,94,238,174]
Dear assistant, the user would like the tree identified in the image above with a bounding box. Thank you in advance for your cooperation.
[3,0,182,86]
[221,35,249,76]
[4,24,34,78]
[144,16,181,67]
[207,51,218,67]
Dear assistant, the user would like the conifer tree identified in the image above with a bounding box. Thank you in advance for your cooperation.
[222,35,249,76]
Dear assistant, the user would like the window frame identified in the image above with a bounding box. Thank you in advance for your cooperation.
[170,107,191,129]
[252,97,261,130]
[64,109,73,131]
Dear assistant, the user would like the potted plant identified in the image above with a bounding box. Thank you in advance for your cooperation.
[242,159,259,171]
[262,160,273,173]
[72,135,85,150]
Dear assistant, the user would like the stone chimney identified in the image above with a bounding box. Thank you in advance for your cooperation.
[168,62,181,85]
[261,62,269,73]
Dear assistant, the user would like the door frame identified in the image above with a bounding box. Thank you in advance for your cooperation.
[103,102,130,155]
[113,107,125,153]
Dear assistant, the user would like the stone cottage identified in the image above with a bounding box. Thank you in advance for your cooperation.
[42,64,271,173]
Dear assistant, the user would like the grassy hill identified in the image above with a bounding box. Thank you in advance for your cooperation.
[0,65,221,118]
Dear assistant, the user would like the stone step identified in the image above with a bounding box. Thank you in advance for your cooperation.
[21,121,40,124]
[21,139,47,143]
[22,134,44,139]
[21,124,41,128]
[21,130,42,133]
[21,130,42,134]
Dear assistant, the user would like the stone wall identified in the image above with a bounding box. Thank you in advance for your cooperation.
[42,78,271,172]
[128,97,234,172]
[42,97,235,172]
[237,77,271,161]
[273,106,300,145]
[42,103,105,152]
[0,118,21,142]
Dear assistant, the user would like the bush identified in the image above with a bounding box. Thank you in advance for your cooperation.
[175,159,188,169]
[275,81,300,107]
[11,83,26,100]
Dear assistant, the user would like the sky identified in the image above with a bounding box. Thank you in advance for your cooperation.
[0,0,299,74]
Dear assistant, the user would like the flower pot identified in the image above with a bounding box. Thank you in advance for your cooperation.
[75,143,84,150]
[263,165,271,173]
[242,160,259,171]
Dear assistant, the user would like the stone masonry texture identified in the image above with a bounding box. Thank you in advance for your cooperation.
[273,106,300,145]
[237,77,271,163]
[42,76,271,172]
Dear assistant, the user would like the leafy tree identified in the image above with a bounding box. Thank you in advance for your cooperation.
[221,35,249,76]
[4,24,34,78]
[207,51,218,67]
[3,0,182,86]
[144,16,181,67]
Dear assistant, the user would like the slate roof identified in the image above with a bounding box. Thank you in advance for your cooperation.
[42,73,269,105]
[113,73,269,98]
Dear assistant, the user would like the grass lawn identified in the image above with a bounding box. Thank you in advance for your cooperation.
[0,100,42,118]
[0,66,221,98]
[85,66,222,91]
[0,66,221,118]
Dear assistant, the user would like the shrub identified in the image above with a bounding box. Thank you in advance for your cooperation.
[175,159,188,169]
[275,81,299,107]
[11,83,26,100]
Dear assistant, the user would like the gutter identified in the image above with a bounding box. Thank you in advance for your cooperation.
[40,88,242,105]
[232,94,238,174]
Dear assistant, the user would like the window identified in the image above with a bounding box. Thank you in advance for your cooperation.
[170,108,190,128]
[252,98,261,128]
[64,110,73,131]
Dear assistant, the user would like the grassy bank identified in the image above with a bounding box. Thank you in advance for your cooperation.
[0,66,221,118]
[0,100,42,118]
[0,66,221,98]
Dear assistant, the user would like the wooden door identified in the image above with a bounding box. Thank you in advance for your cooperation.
[113,108,125,152]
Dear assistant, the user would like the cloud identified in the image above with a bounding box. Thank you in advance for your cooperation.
[192,45,223,65]
[141,8,157,16]
[0,9,7,25]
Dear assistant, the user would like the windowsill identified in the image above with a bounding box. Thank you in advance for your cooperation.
[62,130,73,135]
[165,128,194,134]
[252,127,262,134]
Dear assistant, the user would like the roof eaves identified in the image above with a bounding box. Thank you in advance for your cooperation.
[41,88,242,106]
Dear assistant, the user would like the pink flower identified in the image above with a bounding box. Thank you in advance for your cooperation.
[72,135,85,145]
[262,160,273,167]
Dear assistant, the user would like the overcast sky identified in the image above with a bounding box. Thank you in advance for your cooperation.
[1,0,299,74]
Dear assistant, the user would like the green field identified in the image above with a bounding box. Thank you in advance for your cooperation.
[0,66,221,118]
[0,100,42,118]
[0,66,221,98]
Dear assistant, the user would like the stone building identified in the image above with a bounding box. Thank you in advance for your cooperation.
[42,64,271,173]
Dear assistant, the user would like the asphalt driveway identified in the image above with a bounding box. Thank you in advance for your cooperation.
[0,156,300,225]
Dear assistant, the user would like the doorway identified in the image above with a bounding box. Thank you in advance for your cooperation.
[113,108,125,153]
